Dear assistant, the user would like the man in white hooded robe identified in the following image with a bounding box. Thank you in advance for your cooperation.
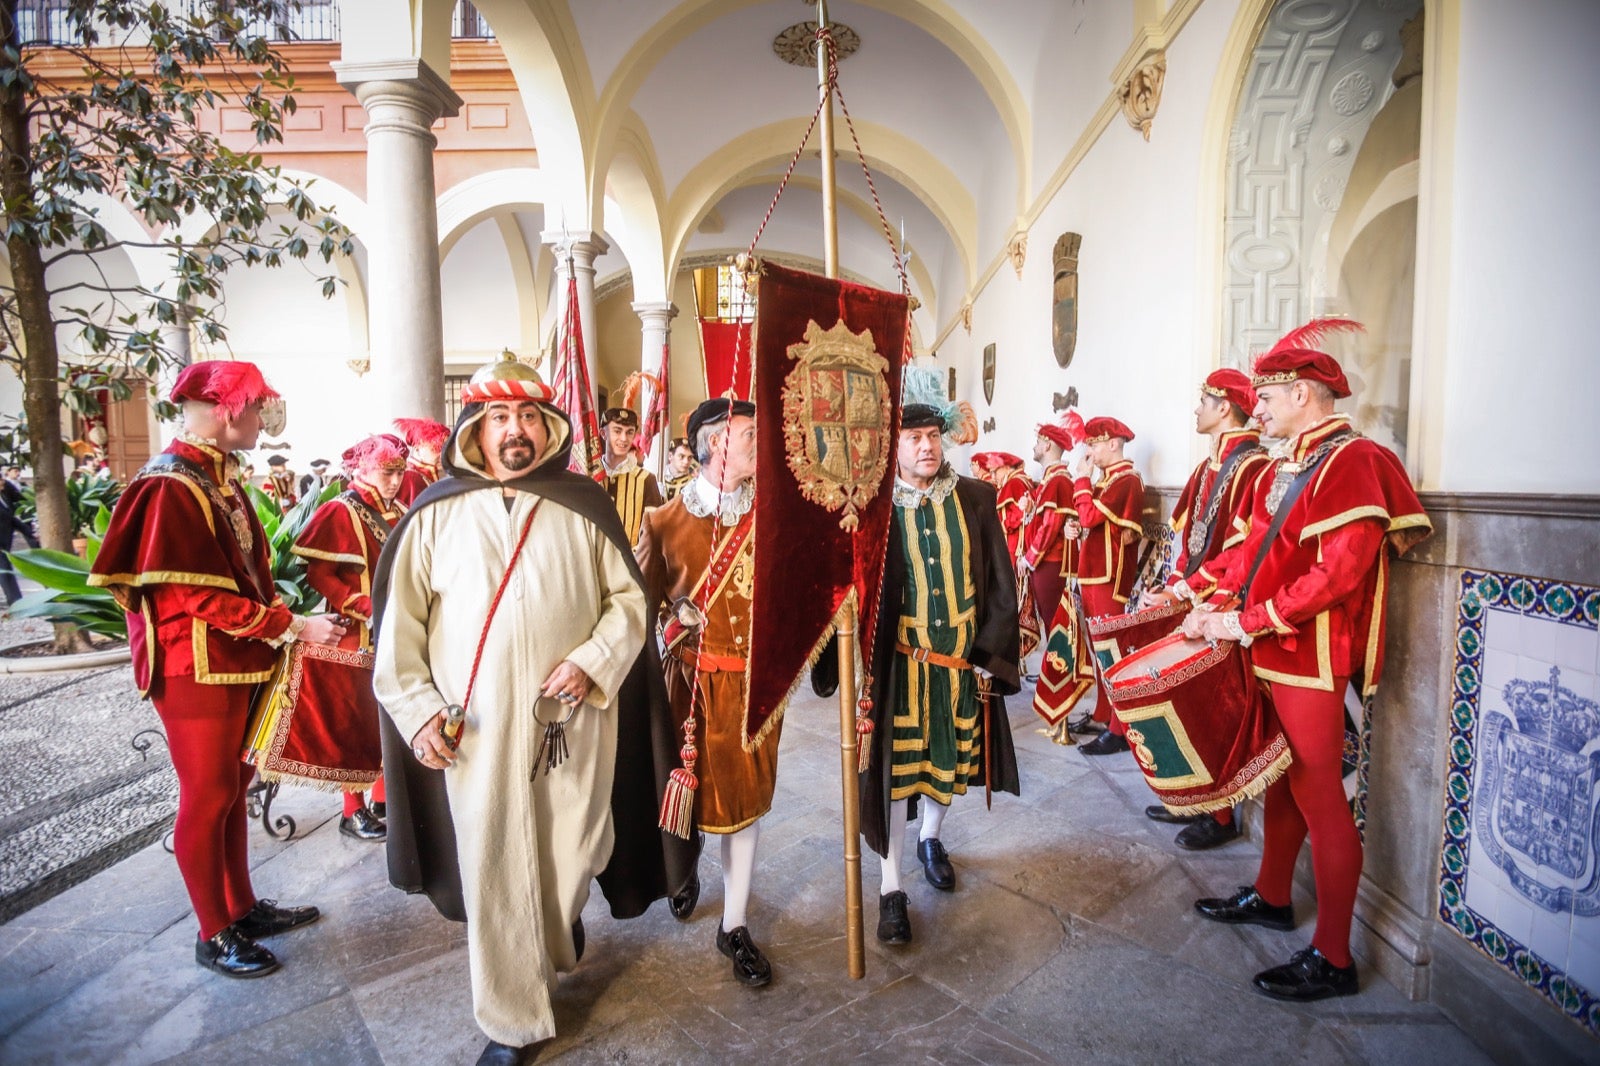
[373,356,664,1064]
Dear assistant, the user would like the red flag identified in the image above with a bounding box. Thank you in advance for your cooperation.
[641,334,670,460]
[743,263,908,746]
[699,319,753,401]
[553,272,603,479]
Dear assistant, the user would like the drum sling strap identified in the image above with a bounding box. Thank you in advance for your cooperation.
[1183,443,1264,579]
[1239,431,1353,601]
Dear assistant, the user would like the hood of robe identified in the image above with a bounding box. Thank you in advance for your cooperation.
[447,400,574,481]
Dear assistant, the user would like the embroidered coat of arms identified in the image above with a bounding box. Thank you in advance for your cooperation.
[781,319,892,530]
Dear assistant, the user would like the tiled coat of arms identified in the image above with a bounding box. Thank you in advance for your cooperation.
[1440,570,1600,1038]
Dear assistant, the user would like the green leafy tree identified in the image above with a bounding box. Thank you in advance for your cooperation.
[0,0,352,650]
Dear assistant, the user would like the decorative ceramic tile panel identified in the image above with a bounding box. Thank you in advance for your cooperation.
[1439,570,1600,1039]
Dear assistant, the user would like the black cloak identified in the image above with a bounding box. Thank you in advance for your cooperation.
[816,471,1022,858]
[370,401,700,923]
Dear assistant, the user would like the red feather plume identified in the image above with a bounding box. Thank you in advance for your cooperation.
[1262,317,1366,362]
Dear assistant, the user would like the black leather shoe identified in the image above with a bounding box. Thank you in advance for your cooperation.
[670,870,700,921]
[340,806,386,841]
[476,1039,536,1065]
[1079,731,1130,756]
[917,837,955,891]
[877,891,912,944]
[1176,815,1241,851]
[1253,946,1358,1001]
[369,801,386,819]
[196,926,280,978]
[1067,713,1106,736]
[1145,804,1205,825]
[715,925,773,987]
[571,918,585,962]
[233,898,320,939]
[1195,885,1295,931]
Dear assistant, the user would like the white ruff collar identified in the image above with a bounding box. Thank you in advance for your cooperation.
[893,464,957,508]
[684,474,754,525]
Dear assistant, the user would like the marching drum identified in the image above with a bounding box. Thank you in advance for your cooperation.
[1085,599,1190,677]
[1102,632,1290,815]
[243,639,383,792]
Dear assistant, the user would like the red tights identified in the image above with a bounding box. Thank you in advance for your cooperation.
[1078,585,1126,732]
[343,773,385,816]
[150,675,259,940]
[1253,679,1361,967]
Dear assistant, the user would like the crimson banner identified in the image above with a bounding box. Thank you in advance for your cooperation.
[743,262,908,746]
[699,319,753,402]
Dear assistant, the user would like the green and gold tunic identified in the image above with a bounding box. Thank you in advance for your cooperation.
[890,471,982,804]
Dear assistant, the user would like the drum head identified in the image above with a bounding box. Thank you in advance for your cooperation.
[1104,632,1212,689]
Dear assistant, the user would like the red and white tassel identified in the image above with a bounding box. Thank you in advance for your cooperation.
[659,717,700,839]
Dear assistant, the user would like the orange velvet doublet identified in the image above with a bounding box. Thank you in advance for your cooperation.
[634,492,779,834]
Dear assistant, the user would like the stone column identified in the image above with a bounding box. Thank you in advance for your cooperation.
[333,59,461,421]
[154,302,191,447]
[541,230,609,400]
[631,300,677,476]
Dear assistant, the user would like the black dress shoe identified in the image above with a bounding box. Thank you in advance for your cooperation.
[1194,885,1295,931]
[670,870,700,921]
[1253,946,1359,1001]
[340,806,386,841]
[1145,804,1205,825]
[196,926,280,978]
[233,898,321,938]
[1079,731,1129,756]
[1176,815,1241,851]
[917,838,955,891]
[715,925,773,987]
[877,891,912,944]
[571,918,585,963]
[476,1039,536,1065]
[369,801,386,819]
[1067,713,1106,736]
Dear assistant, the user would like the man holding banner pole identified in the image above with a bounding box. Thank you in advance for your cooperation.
[853,367,1020,946]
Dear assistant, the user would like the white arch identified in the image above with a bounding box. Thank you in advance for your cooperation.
[437,167,547,258]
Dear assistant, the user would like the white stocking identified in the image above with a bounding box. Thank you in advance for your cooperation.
[881,798,909,895]
[919,796,950,842]
[720,821,760,931]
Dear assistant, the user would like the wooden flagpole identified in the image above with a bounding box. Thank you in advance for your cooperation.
[816,0,866,982]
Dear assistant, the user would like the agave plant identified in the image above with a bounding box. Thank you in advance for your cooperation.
[7,505,126,639]
[7,479,343,642]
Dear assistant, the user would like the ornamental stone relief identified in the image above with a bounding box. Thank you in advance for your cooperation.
[1221,0,1422,368]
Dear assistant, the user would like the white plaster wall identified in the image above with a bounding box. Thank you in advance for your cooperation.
[945,0,1241,491]
[1434,0,1600,493]
[441,218,522,357]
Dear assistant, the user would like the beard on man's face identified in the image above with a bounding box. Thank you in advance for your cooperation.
[497,435,536,471]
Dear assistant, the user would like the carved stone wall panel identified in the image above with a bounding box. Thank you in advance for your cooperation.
[1221,0,1422,368]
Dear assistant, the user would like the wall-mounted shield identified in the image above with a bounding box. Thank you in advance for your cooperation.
[983,343,996,405]
[1053,233,1082,368]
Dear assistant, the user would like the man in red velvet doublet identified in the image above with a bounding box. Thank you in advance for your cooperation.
[89,361,346,980]
[1018,415,1082,639]
[1182,320,1431,1003]
[287,434,410,842]
[1138,368,1272,846]
[1071,416,1146,754]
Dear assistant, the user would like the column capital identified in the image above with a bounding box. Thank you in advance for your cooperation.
[541,230,610,272]
[334,57,463,123]
[631,301,679,327]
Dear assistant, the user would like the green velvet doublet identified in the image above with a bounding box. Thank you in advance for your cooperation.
[890,485,982,804]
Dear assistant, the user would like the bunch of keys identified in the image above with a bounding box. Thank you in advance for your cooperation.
[441,703,465,752]
[531,700,578,781]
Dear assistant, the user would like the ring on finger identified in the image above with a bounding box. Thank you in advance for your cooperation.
[413,746,425,760]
